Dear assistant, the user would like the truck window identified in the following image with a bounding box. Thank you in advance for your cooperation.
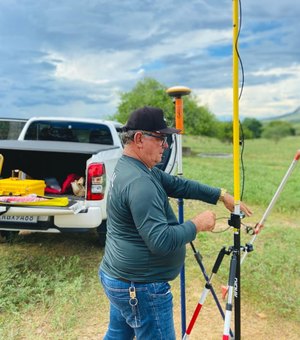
[24,121,113,144]
[89,129,113,145]
[0,119,27,139]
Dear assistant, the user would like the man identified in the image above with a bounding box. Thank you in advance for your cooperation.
[99,106,252,340]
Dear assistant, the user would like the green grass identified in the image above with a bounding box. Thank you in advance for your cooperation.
[182,135,300,212]
[0,135,299,338]
[242,225,300,318]
[0,255,83,313]
[0,234,104,339]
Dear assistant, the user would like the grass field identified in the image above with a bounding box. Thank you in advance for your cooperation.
[0,135,299,339]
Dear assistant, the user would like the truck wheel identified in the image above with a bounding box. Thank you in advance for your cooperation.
[97,220,107,247]
[0,231,19,244]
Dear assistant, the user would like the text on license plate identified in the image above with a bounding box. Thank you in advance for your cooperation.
[0,215,38,223]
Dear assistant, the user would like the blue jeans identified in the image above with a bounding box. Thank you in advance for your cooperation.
[99,269,176,340]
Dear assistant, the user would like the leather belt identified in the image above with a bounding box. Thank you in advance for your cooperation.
[118,277,152,284]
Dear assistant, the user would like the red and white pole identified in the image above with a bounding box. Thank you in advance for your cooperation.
[241,149,300,264]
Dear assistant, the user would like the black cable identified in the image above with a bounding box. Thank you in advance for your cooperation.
[211,226,231,234]
[212,217,233,233]
[236,0,244,101]
[240,123,245,200]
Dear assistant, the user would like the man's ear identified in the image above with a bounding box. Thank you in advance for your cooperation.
[134,131,143,147]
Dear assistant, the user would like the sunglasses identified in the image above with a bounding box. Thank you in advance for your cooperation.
[142,132,168,146]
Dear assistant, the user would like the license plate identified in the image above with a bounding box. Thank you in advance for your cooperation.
[0,215,38,223]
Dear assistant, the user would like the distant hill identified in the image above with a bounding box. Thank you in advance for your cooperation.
[264,107,300,122]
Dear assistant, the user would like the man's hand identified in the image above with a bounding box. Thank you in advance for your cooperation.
[222,193,253,217]
[191,210,216,233]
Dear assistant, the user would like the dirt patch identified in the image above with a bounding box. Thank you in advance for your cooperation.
[77,297,300,340]
[75,281,300,340]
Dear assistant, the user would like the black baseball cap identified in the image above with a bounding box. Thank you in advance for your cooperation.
[123,106,180,134]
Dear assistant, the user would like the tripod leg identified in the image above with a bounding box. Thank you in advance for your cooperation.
[190,244,228,314]
[223,251,238,340]
[185,245,234,338]
[183,283,210,339]
[190,245,227,319]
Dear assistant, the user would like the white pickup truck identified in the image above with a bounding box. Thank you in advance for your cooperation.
[0,117,177,244]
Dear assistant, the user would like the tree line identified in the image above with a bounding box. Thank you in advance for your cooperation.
[112,78,296,142]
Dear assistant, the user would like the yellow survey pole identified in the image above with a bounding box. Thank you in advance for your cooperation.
[223,1,242,339]
[233,0,240,212]
[232,0,242,337]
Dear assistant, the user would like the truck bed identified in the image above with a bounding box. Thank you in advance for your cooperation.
[0,140,120,183]
[0,139,119,154]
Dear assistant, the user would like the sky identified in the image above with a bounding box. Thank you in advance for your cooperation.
[0,0,299,121]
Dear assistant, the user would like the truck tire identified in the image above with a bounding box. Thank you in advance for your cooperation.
[97,220,107,247]
[0,230,19,243]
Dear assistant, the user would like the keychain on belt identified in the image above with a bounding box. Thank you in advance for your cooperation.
[129,286,138,306]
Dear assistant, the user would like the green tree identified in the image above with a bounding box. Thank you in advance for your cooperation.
[240,125,254,139]
[215,121,254,143]
[113,77,218,136]
[216,121,233,143]
[114,78,173,124]
[262,121,296,142]
[242,118,263,138]
[182,99,218,136]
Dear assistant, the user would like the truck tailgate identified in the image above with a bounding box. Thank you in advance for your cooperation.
[0,200,85,216]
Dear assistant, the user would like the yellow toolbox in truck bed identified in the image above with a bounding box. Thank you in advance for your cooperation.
[0,178,46,196]
[0,154,3,174]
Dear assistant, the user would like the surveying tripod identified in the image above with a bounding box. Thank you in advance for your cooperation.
[183,149,300,339]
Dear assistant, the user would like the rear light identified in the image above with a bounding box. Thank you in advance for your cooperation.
[86,163,106,200]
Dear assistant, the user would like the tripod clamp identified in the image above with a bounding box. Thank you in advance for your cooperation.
[227,213,255,256]
[228,212,241,229]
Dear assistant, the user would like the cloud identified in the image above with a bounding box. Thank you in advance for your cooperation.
[196,64,300,119]
[0,0,299,120]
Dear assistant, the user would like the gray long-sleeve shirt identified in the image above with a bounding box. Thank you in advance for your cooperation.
[100,155,220,282]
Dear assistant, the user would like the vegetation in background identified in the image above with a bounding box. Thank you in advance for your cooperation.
[294,122,300,135]
[112,77,298,143]
[262,120,296,141]
[113,78,173,124]
[242,117,263,138]
[113,77,221,137]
